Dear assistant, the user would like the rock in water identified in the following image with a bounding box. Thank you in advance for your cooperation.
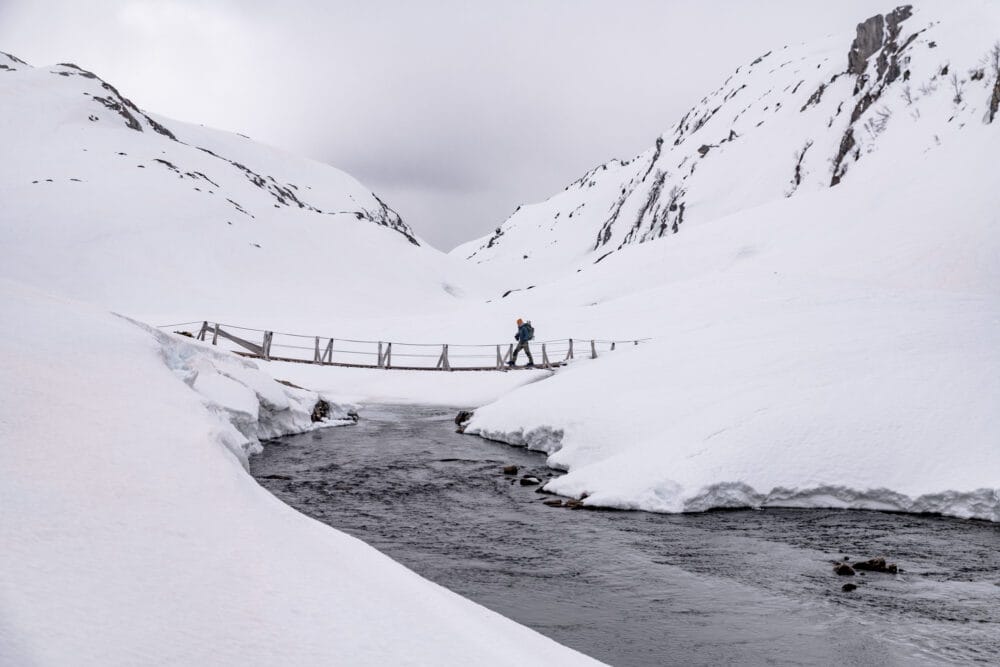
[502,465,518,475]
[520,476,541,486]
[842,583,858,592]
[854,557,898,573]
[311,399,330,422]
[834,562,856,576]
[454,410,473,425]
[543,499,564,507]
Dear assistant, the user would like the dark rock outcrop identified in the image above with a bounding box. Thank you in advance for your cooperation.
[834,562,856,576]
[502,465,519,476]
[310,399,331,423]
[989,74,1000,123]
[842,583,858,592]
[853,557,898,573]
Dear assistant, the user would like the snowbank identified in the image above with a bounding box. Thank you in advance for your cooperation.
[468,292,1000,521]
[0,281,600,665]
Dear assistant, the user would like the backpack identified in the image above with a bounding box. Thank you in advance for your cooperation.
[522,322,534,341]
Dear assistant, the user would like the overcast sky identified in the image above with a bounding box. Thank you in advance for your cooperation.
[0,0,878,249]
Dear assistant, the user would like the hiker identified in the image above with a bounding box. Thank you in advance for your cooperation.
[509,318,535,367]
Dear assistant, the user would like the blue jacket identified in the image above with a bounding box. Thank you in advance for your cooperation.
[516,322,533,342]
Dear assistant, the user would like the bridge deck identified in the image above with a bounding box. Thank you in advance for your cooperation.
[162,321,647,372]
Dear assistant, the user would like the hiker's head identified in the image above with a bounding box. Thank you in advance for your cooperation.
[517,318,524,325]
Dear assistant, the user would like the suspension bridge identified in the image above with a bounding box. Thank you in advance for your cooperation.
[161,321,649,371]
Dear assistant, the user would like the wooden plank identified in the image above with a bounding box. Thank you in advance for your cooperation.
[214,327,263,355]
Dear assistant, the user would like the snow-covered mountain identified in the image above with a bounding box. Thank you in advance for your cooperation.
[0,51,481,326]
[448,2,1000,522]
[453,2,1000,284]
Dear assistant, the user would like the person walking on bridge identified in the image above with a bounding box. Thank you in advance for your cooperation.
[509,318,535,368]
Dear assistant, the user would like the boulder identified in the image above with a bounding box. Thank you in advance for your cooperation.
[502,465,518,475]
[520,476,541,486]
[564,499,585,510]
[454,410,473,425]
[842,583,858,592]
[833,562,856,576]
[543,499,564,507]
[853,557,898,574]
[310,399,330,423]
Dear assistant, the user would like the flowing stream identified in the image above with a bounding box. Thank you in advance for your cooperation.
[251,404,1000,666]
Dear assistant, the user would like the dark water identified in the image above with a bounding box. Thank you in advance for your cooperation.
[251,404,1000,666]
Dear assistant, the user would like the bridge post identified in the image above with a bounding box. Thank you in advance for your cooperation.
[542,344,551,369]
[323,338,334,364]
[567,338,574,360]
[496,345,503,369]
[591,340,597,359]
[377,342,384,368]
[611,341,616,351]
[313,337,321,364]
[262,332,273,360]
[211,323,219,346]
[436,344,451,371]
[385,342,392,369]
[197,321,208,341]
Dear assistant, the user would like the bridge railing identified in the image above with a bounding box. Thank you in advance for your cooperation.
[160,321,649,371]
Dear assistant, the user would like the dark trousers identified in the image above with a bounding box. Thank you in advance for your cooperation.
[512,340,534,364]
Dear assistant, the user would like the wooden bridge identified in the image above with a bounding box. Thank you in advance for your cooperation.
[162,321,648,372]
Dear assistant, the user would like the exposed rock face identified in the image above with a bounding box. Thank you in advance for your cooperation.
[455,410,473,426]
[848,14,886,75]
[832,5,915,186]
[990,72,1000,123]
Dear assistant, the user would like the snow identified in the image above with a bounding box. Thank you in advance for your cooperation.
[260,359,552,407]
[0,281,600,665]
[465,121,1000,522]
[2,2,999,661]
[0,57,487,328]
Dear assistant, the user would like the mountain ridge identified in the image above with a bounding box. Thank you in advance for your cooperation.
[453,2,1000,282]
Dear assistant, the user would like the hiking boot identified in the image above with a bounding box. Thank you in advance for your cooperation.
[526,363,535,368]
[507,361,515,367]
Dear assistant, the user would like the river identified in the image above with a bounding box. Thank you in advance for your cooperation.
[250,404,1000,666]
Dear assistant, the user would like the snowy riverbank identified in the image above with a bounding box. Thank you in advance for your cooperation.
[0,282,600,665]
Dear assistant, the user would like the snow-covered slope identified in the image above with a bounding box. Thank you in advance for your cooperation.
[453,1,1000,286]
[458,3,1000,522]
[0,52,479,327]
[0,281,601,666]
[465,124,1000,521]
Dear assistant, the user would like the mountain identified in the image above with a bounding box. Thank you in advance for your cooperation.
[448,2,1000,522]
[452,2,1000,285]
[0,51,478,326]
